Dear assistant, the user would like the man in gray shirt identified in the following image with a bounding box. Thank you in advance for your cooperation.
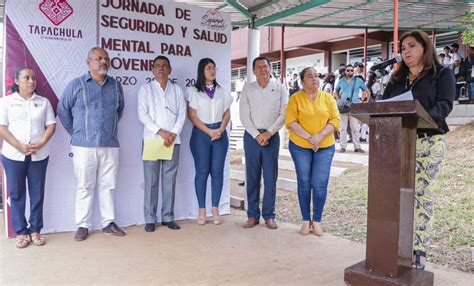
[58,47,125,241]
[239,56,288,229]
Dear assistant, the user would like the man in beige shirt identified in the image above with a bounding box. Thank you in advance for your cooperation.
[239,56,288,229]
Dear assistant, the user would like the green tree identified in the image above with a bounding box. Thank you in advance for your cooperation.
[461,12,474,47]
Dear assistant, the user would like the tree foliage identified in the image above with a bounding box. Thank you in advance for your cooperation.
[461,12,474,47]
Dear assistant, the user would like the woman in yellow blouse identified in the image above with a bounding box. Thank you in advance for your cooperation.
[285,67,340,236]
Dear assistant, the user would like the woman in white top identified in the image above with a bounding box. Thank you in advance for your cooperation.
[0,68,56,248]
[186,58,233,225]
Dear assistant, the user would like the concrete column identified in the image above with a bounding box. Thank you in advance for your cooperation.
[280,26,286,84]
[247,28,260,82]
[324,51,332,73]
[381,42,389,60]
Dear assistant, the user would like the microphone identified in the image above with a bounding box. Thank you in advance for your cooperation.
[370,55,402,71]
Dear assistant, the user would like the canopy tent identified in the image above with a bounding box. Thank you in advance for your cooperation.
[0,1,471,31]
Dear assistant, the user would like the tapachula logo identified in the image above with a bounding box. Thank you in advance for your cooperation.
[39,0,74,26]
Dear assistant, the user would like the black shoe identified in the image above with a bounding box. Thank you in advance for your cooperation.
[102,222,126,236]
[413,250,426,270]
[354,148,365,153]
[162,221,180,230]
[238,181,245,186]
[360,138,367,142]
[340,148,346,153]
[145,223,155,232]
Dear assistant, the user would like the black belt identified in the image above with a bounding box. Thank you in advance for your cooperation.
[416,133,431,139]
[257,129,267,134]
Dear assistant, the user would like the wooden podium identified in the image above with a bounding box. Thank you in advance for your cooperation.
[344,100,437,286]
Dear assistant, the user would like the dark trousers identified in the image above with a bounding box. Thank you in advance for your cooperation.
[190,123,229,208]
[2,155,49,235]
[244,131,280,220]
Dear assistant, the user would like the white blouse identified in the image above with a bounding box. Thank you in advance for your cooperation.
[185,86,233,124]
[0,92,56,161]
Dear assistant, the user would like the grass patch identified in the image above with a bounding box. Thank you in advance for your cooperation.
[275,123,474,272]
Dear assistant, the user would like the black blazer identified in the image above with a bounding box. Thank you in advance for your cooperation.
[382,64,455,135]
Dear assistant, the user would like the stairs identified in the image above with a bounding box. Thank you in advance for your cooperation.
[229,126,245,151]
[447,103,474,129]
[230,143,369,192]
[229,102,473,203]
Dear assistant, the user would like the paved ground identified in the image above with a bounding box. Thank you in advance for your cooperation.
[1,210,472,285]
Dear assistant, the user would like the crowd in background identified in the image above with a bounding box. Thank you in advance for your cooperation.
[287,42,473,105]
[284,42,473,143]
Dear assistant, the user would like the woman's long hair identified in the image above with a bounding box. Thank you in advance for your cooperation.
[391,30,440,83]
[11,67,33,93]
[195,58,220,93]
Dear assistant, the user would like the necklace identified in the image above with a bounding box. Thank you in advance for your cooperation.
[405,73,419,90]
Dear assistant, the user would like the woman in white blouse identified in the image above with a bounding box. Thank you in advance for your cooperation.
[0,68,56,248]
[186,58,233,225]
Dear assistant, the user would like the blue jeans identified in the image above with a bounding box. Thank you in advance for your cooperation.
[190,123,228,208]
[2,155,49,235]
[244,131,280,220]
[289,141,335,222]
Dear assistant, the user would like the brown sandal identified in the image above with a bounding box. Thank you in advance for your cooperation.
[30,233,46,246]
[15,235,30,249]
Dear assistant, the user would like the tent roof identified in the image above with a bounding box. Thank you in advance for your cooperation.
[176,0,472,32]
[0,1,471,32]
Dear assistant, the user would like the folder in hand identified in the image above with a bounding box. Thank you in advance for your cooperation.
[142,137,174,160]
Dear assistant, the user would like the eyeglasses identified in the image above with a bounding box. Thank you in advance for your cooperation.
[205,66,217,71]
[345,70,354,72]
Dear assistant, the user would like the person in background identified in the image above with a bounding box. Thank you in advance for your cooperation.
[334,64,369,153]
[466,46,474,103]
[289,73,300,96]
[186,58,233,225]
[138,55,186,232]
[285,67,340,236]
[0,67,56,248]
[333,64,346,93]
[320,73,335,94]
[354,63,365,80]
[382,30,455,270]
[240,56,288,230]
[441,46,453,69]
[439,54,446,66]
[58,47,125,241]
[235,76,245,102]
[451,43,462,73]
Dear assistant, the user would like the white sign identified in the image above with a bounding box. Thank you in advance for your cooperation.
[3,0,232,236]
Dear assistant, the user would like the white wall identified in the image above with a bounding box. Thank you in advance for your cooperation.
[286,53,326,75]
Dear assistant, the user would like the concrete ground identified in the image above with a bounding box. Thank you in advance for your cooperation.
[0,209,472,285]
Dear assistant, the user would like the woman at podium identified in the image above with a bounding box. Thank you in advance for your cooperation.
[285,67,340,236]
[382,30,455,270]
